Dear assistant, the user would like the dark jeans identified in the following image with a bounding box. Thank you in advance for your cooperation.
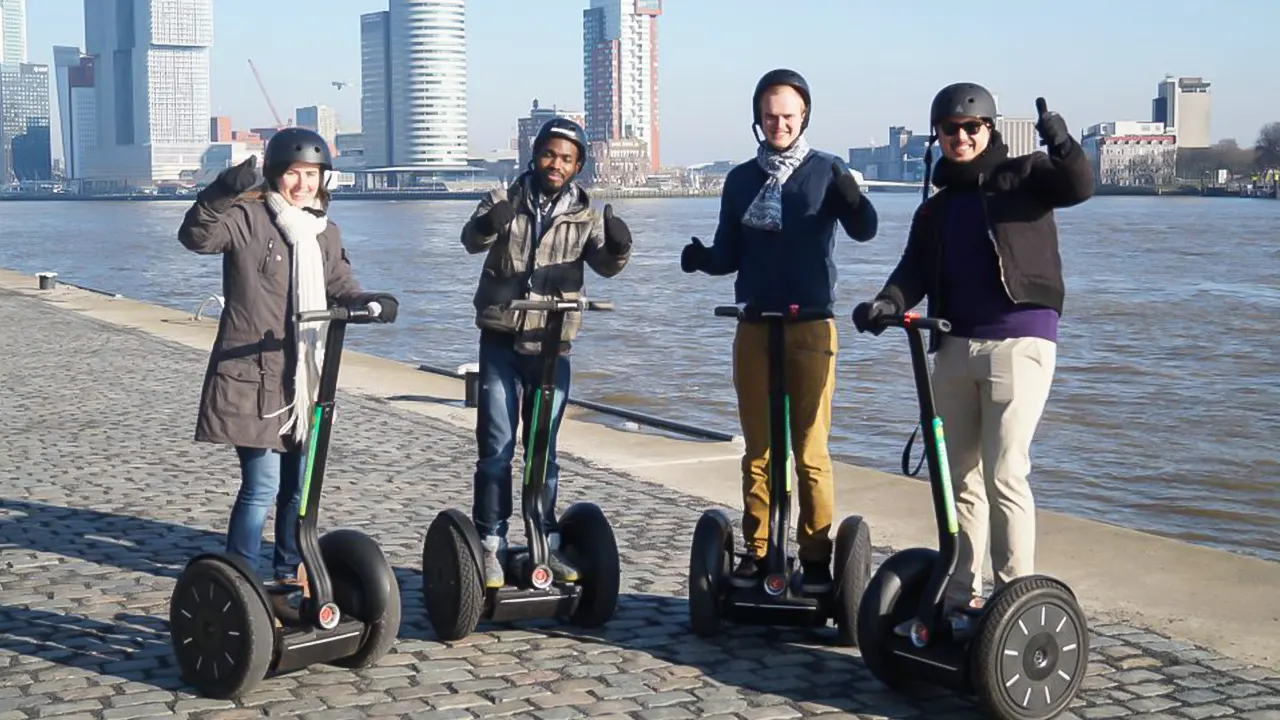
[472,333,572,540]
[226,446,303,581]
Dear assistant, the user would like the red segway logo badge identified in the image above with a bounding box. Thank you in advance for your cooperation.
[531,565,552,589]
[764,574,786,595]
[318,602,340,629]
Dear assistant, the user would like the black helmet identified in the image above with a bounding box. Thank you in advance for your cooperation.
[752,68,811,132]
[264,127,332,171]
[929,82,998,127]
[532,117,589,167]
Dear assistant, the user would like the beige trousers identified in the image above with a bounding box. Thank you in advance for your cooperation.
[932,334,1057,608]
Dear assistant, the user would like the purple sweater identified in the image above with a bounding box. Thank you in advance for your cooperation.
[941,191,1059,343]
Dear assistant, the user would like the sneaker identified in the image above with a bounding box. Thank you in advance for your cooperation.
[800,559,833,594]
[730,554,762,588]
[481,535,506,589]
[546,533,580,583]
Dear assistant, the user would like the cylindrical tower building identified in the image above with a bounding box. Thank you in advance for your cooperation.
[389,0,468,167]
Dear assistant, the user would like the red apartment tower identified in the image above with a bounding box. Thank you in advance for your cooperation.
[583,0,661,172]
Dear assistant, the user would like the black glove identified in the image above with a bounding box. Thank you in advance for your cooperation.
[829,160,863,211]
[216,155,259,195]
[852,298,898,335]
[602,204,632,254]
[358,293,398,323]
[1034,97,1071,153]
[474,200,515,235]
[681,237,709,274]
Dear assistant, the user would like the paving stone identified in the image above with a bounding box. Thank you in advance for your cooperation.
[0,290,1277,720]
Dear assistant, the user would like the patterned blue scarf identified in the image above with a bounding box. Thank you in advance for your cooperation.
[742,135,811,232]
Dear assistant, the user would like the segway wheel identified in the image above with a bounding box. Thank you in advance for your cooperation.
[971,576,1090,720]
[421,511,484,641]
[832,515,872,647]
[559,501,620,627]
[688,509,733,638]
[169,558,274,699]
[855,547,938,690]
[319,529,402,668]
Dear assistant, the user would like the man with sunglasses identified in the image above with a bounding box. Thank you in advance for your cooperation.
[851,82,1093,638]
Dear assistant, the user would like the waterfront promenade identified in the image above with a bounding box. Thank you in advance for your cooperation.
[0,267,1277,720]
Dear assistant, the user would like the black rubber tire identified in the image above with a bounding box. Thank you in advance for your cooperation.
[421,512,484,641]
[971,576,1090,719]
[169,558,275,699]
[559,501,620,628]
[854,547,939,690]
[687,509,732,638]
[318,529,402,668]
[832,515,872,647]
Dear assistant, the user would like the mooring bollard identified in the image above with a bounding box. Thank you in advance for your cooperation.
[36,272,57,290]
[457,362,481,408]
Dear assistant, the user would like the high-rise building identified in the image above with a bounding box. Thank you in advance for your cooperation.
[296,104,338,152]
[0,0,26,65]
[0,62,50,182]
[1152,75,1211,149]
[53,47,96,179]
[209,115,231,142]
[82,0,213,188]
[583,0,661,172]
[359,11,392,167]
[517,99,586,170]
[387,0,468,167]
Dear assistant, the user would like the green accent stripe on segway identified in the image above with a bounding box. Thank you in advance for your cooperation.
[298,404,323,517]
[783,394,793,493]
[932,416,958,534]
[522,391,543,487]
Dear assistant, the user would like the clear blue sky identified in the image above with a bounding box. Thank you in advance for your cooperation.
[26,0,1280,165]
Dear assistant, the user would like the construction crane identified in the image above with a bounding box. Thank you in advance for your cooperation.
[247,59,285,128]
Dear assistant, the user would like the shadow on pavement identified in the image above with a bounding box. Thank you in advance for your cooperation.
[0,606,184,692]
[392,576,984,719]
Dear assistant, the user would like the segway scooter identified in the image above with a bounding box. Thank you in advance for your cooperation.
[853,310,1088,720]
[687,303,872,645]
[169,303,402,699]
[421,298,621,641]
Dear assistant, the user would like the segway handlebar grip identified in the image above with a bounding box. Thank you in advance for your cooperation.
[714,304,832,321]
[506,299,613,313]
[878,312,951,333]
[297,306,378,324]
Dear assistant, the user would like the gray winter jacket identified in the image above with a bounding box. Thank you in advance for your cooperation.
[461,177,629,354]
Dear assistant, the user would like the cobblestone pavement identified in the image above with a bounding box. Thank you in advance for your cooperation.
[0,289,1277,720]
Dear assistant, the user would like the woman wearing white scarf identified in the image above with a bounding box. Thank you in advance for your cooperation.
[178,127,399,590]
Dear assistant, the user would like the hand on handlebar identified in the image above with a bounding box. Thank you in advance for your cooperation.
[357,293,398,323]
[852,299,898,335]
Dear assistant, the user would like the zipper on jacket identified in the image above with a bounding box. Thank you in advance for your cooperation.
[976,173,1017,303]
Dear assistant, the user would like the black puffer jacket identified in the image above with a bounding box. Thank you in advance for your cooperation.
[876,139,1094,328]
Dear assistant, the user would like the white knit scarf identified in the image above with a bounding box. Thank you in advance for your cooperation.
[263,191,330,446]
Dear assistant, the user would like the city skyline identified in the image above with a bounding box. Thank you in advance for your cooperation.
[19,0,1280,167]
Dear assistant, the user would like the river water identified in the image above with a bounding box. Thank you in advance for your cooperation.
[1,194,1277,562]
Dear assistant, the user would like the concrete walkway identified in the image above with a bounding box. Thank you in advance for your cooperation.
[0,268,1277,719]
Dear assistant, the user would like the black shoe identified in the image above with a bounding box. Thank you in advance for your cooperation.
[801,560,833,594]
[730,555,762,588]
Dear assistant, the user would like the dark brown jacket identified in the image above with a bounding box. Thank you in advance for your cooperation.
[178,185,365,452]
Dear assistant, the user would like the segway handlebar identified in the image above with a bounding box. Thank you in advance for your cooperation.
[506,299,614,312]
[714,304,832,321]
[297,305,379,324]
[877,312,951,333]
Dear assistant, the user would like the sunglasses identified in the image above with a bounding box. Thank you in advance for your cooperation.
[938,120,987,137]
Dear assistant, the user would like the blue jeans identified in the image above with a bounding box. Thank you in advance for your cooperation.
[226,446,304,581]
[472,334,571,540]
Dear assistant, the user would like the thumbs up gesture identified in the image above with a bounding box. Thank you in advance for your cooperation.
[602,204,632,254]
[1034,97,1071,153]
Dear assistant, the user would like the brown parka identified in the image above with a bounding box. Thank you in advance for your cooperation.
[178,183,366,452]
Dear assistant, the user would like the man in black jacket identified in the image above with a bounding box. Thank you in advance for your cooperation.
[852,83,1092,636]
